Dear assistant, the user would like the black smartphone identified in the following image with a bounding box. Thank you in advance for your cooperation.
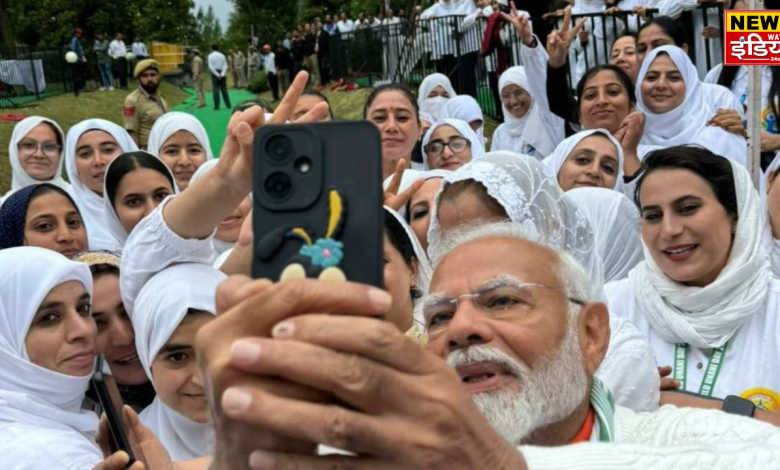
[252,121,383,288]
[91,356,136,467]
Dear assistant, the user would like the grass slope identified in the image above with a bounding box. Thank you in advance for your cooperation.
[0,81,188,194]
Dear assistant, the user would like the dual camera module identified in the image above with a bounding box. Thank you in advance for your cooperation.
[263,134,314,202]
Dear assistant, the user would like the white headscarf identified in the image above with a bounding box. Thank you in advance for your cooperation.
[492,66,564,158]
[102,151,179,247]
[384,207,433,317]
[440,95,485,144]
[419,112,435,127]
[133,263,226,461]
[146,112,215,161]
[65,119,139,252]
[421,118,485,170]
[417,73,457,121]
[543,129,625,193]
[7,117,71,197]
[0,247,98,435]
[428,151,605,299]
[636,46,747,166]
[628,158,772,349]
[568,187,643,283]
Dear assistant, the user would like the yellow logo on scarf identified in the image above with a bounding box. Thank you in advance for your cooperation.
[740,387,780,412]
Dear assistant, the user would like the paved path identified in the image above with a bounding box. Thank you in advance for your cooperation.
[172,87,258,157]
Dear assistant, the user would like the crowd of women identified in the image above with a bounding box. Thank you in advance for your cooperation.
[1,3,780,469]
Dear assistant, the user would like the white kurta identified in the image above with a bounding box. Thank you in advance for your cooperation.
[605,278,780,409]
[120,196,218,315]
[521,404,780,469]
[0,423,101,470]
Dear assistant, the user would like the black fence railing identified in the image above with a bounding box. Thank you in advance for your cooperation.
[0,47,71,108]
[312,5,727,120]
[556,9,659,87]
[324,16,527,120]
[0,46,136,108]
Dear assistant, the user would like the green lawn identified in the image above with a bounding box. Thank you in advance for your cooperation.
[1,79,499,193]
[0,81,189,195]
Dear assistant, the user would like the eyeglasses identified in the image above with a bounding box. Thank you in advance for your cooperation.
[424,136,470,157]
[17,141,61,156]
[501,90,527,103]
[422,282,586,338]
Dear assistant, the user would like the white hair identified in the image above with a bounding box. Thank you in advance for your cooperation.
[429,221,592,316]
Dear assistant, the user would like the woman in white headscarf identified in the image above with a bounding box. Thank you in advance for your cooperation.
[146,112,214,191]
[0,247,137,470]
[568,187,644,283]
[427,151,661,412]
[417,73,457,121]
[65,119,139,252]
[6,116,70,199]
[439,95,486,144]
[103,151,179,248]
[133,262,226,461]
[384,207,433,343]
[543,129,626,195]
[421,118,485,170]
[636,46,747,166]
[403,170,452,252]
[605,147,780,404]
[490,66,564,160]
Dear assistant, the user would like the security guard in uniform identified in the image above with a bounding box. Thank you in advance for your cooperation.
[123,59,169,149]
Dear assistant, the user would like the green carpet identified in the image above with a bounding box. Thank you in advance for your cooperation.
[173,87,259,157]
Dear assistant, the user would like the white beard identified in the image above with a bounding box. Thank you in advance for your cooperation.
[446,321,590,445]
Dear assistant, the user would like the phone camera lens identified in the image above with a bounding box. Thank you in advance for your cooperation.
[265,135,294,164]
[264,172,293,201]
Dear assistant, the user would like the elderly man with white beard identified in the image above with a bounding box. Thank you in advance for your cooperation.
[196,222,780,470]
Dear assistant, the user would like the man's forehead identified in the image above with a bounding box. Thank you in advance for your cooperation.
[431,237,560,291]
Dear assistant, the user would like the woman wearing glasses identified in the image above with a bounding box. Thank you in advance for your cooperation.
[4,117,70,202]
[421,118,485,171]
[490,66,564,160]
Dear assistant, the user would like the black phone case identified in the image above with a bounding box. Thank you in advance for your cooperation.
[252,121,384,288]
[92,359,135,467]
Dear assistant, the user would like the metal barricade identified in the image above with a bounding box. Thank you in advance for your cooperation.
[696,2,726,73]
[0,46,71,108]
[555,9,658,88]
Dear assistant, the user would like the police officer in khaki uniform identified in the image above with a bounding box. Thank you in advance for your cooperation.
[190,49,206,108]
[123,59,169,149]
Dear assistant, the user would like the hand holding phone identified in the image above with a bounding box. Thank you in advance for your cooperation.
[92,356,140,468]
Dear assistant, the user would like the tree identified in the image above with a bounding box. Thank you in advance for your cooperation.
[8,0,198,47]
[195,5,224,51]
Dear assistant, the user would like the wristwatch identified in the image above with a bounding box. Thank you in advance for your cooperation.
[722,395,757,417]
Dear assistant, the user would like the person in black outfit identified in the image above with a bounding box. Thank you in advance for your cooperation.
[316,20,331,86]
[303,24,319,85]
[291,31,306,77]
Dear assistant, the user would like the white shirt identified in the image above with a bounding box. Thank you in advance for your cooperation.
[337,20,354,33]
[264,52,276,74]
[605,278,780,409]
[132,41,148,57]
[0,423,102,470]
[208,51,228,78]
[108,39,126,59]
[521,404,780,469]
